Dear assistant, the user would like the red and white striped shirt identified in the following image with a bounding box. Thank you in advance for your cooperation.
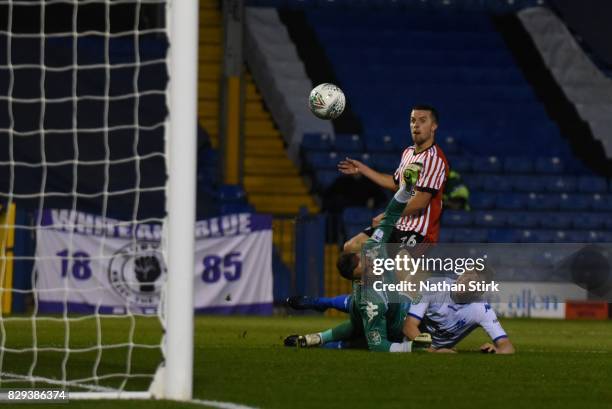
[393,143,449,242]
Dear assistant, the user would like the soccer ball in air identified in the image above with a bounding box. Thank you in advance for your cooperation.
[309,83,346,120]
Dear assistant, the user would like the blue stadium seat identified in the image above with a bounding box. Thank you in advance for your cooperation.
[344,224,364,240]
[316,170,340,190]
[563,230,590,243]
[482,175,512,192]
[470,192,495,210]
[453,228,487,242]
[577,176,608,193]
[495,192,526,210]
[539,212,572,229]
[518,229,555,243]
[306,151,339,170]
[302,132,333,152]
[558,193,590,211]
[439,228,455,243]
[442,210,473,227]
[471,156,502,173]
[511,175,547,193]
[473,211,506,227]
[535,157,564,174]
[461,173,484,190]
[503,156,533,174]
[487,228,517,243]
[572,213,607,230]
[371,153,399,173]
[342,206,372,226]
[363,134,395,153]
[438,135,460,155]
[595,231,612,242]
[506,211,539,228]
[447,156,472,173]
[546,176,577,193]
[526,193,558,210]
[219,202,254,215]
[217,184,247,202]
[591,194,612,211]
[334,133,364,152]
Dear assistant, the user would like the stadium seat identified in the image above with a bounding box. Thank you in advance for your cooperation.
[217,184,247,202]
[301,132,333,152]
[495,192,526,210]
[473,211,506,227]
[591,194,612,211]
[447,156,472,173]
[471,156,502,173]
[577,176,608,193]
[334,133,364,152]
[371,153,399,173]
[518,229,555,243]
[546,176,577,193]
[219,202,254,215]
[535,157,564,174]
[342,206,372,226]
[461,173,484,190]
[526,193,558,210]
[438,228,455,243]
[316,170,340,190]
[487,228,517,243]
[453,228,487,242]
[563,230,590,243]
[572,213,607,230]
[470,192,496,210]
[306,151,339,170]
[482,175,512,192]
[344,224,364,240]
[511,175,547,193]
[558,193,590,211]
[506,211,539,228]
[503,156,533,173]
[363,134,395,153]
[442,210,473,227]
[539,212,572,229]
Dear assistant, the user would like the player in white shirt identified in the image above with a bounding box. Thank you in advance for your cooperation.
[403,272,515,354]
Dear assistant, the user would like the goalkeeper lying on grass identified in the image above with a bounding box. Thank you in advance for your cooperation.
[285,165,432,352]
[284,166,515,354]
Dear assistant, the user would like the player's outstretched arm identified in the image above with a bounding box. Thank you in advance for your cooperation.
[480,337,515,354]
[338,157,397,191]
[402,316,424,341]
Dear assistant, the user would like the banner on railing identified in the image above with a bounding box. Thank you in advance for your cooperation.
[34,210,273,315]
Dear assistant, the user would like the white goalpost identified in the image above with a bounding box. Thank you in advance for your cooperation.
[0,0,197,401]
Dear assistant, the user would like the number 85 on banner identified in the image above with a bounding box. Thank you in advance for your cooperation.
[200,252,242,283]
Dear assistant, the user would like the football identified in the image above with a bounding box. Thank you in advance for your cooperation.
[308,83,346,120]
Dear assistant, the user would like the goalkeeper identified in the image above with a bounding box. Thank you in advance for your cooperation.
[284,164,431,352]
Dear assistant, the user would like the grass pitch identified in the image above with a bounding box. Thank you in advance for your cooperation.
[2,315,612,409]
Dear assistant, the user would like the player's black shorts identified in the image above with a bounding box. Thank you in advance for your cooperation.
[362,226,426,250]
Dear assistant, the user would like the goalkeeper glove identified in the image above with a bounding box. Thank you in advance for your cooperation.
[403,162,423,191]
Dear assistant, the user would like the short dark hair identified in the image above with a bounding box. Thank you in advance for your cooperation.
[336,252,359,281]
[412,104,439,124]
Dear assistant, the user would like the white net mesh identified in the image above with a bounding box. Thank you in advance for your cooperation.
[0,0,169,394]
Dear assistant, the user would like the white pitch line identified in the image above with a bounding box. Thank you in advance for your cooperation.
[190,399,260,409]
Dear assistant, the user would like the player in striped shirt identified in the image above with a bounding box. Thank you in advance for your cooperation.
[286,105,449,313]
[339,104,449,253]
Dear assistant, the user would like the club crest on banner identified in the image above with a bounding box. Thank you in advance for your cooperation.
[108,241,167,307]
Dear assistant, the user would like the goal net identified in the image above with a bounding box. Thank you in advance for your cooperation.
[0,0,196,400]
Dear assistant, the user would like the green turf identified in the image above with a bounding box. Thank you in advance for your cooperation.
[2,315,612,409]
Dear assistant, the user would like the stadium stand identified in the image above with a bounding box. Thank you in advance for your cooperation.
[254,1,612,244]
